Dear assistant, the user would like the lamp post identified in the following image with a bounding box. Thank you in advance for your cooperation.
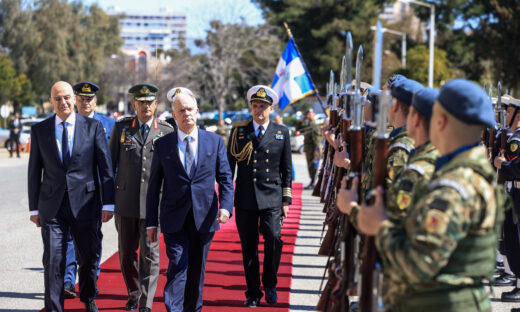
[400,0,435,87]
[370,26,407,69]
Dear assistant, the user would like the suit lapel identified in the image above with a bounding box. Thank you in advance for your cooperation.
[169,131,188,178]
[191,129,205,178]
[245,122,258,147]
[70,113,83,165]
[50,115,64,168]
[131,117,144,145]
[144,119,158,145]
[257,122,275,150]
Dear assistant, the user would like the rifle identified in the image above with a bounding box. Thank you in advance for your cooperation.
[497,82,510,184]
[313,81,334,197]
[487,84,496,158]
[320,73,339,203]
[359,21,386,312]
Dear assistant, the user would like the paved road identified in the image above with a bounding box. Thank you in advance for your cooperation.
[0,149,517,311]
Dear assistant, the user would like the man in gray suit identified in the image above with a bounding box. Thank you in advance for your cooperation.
[109,83,174,312]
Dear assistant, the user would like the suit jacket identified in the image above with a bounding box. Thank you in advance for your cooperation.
[227,121,292,210]
[9,118,22,138]
[146,128,233,233]
[92,112,115,142]
[109,117,174,219]
[27,114,115,223]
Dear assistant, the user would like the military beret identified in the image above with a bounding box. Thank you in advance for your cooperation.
[167,87,196,103]
[247,85,278,106]
[437,79,495,128]
[411,87,439,120]
[391,78,424,106]
[73,82,99,97]
[387,74,406,87]
[366,87,381,106]
[128,83,158,101]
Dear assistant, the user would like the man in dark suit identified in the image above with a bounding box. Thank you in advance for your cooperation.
[9,112,22,158]
[227,85,292,307]
[28,81,115,312]
[110,83,174,312]
[147,87,233,312]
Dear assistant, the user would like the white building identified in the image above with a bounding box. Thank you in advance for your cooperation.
[108,7,187,55]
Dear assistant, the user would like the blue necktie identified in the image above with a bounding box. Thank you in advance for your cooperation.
[184,136,194,175]
[62,121,71,168]
[257,125,264,141]
[141,123,150,141]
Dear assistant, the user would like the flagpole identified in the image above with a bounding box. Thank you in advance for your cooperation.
[283,22,327,114]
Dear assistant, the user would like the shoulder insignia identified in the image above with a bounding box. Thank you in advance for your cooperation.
[511,143,518,153]
[397,190,412,210]
[157,119,173,128]
[403,163,425,176]
[398,180,414,192]
[427,179,469,200]
[232,120,250,128]
[388,142,412,154]
[424,209,449,234]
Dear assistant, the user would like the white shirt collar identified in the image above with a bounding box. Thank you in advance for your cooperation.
[178,127,198,142]
[253,120,269,132]
[55,113,76,126]
[88,111,95,118]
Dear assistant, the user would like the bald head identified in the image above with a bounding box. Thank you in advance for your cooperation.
[172,93,199,134]
[50,81,76,120]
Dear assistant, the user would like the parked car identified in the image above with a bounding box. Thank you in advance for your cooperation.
[288,126,304,154]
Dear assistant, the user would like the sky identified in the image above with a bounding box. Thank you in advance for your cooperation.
[83,0,265,39]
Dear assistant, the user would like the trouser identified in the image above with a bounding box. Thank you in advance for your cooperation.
[503,209,520,276]
[41,194,99,311]
[115,214,160,309]
[305,146,319,181]
[163,209,214,312]
[235,206,283,299]
[9,134,20,157]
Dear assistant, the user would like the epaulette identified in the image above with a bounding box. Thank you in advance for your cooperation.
[388,142,412,154]
[232,120,250,128]
[402,163,425,176]
[427,179,469,200]
[116,116,134,124]
[157,119,173,128]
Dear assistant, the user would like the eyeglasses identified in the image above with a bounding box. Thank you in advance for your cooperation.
[52,95,72,102]
[77,96,95,103]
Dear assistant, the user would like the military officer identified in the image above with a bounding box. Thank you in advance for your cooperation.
[494,96,520,302]
[109,83,174,312]
[227,85,292,307]
[358,79,504,311]
[296,109,321,189]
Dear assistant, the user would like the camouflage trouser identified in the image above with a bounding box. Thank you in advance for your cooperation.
[305,145,319,181]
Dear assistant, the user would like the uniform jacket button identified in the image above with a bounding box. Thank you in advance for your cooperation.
[253,178,257,182]
[266,178,270,182]
[253,169,257,172]
[140,179,145,183]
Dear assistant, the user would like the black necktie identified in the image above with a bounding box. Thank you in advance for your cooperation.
[62,121,71,168]
[141,123,150,141]
[185,136,194,175]
[257,125,264,141]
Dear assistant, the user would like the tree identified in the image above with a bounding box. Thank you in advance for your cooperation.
[406,45,452,87]
[252,0,390,89]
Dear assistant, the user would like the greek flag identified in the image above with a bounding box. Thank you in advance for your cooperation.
[271,38,316,112]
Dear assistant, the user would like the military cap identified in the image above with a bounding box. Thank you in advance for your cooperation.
[387,74,406,87]
[438,79,495,128]
[500,95,520,108]
[167,87,196,103]
[247,85,278,106]
[128,83,158,101]
[391,78,424,106]
[411,87,439,120]
[73,82,99,97]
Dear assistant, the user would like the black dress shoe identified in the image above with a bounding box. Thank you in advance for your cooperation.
[125,298,139,311]
[139,308,151,312]
[502,287,520,302]
[265,288,278,304]
[244,297,260,307]
[304,183,314,190]
[495,273,516,286]
[85,300,99,312]
[64,283,76,299]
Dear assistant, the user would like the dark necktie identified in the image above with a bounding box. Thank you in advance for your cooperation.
[62,121,71,168]
[184,136,194,175]
[257,125,264,141]
[141,123,150,141]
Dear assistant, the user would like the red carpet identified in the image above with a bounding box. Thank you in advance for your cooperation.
[54,183,302,311]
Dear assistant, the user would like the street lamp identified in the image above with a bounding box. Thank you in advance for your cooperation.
[400,0,435,87]
[370,26,407,69]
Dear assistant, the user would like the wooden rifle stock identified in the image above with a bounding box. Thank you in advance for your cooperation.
[319,212,338,256]
[313,142,329,197]
[320,110,340,201]
[359,137,388,312]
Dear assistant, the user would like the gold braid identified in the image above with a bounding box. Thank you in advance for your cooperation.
[230,127,253,165]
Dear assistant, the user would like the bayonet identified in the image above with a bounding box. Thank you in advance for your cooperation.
[346,32,353,89]
[372,20,383,91]
[355,45,363,92]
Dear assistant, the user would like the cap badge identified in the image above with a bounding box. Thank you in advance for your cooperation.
[174,89,181,96]
[256,88,267,98]
[82,84,91,93]
[140,86,150,95]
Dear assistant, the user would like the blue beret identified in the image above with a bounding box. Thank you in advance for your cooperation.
[73,82,99,96]
[438,79,495,128]
[411,87,439,120]
[387,74,406,87]
[391,78,423,106]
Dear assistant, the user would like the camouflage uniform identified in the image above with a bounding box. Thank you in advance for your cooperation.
[386,141,439,222]
[385,126,414,187]
[377,144,504,311]
[296,120,321,181]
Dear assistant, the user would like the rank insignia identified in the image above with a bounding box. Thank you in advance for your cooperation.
[103,127,107,133]
[511,143,518,153]
[424,209,448,234]
[396,190,411,210]
[275,134,284,140]
[120,130,125,143]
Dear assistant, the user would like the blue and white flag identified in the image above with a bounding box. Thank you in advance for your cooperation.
[271,38,316,112]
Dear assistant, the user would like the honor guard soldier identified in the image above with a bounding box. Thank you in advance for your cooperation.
[494,96,520,303]
[62,82,115,298]
[109,83,174,312]
[358,79,505,312]
[228,85,292,307]
[295,108,321,189]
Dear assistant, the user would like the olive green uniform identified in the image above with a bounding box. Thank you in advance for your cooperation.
[296,120,321,181]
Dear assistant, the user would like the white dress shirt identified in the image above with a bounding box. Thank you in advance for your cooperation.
[253,120,269,137]
[177,127,198,168]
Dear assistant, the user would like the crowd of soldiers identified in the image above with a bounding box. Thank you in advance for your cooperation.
[312,28,518,312]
